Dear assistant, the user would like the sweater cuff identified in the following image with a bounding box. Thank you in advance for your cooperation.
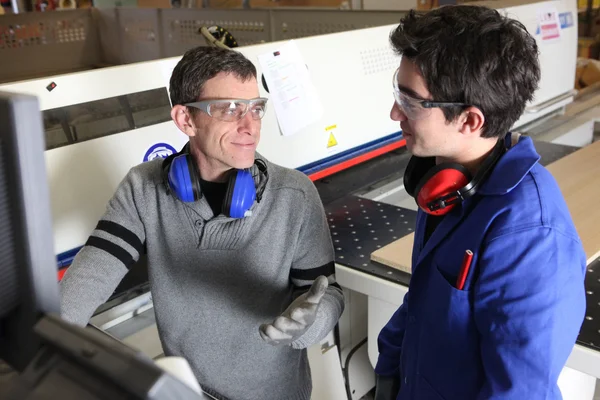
[291,290,344,349]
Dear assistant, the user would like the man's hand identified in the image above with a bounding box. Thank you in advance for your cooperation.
[259,276,328,346]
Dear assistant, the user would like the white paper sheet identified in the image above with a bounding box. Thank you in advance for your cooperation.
[258,41,324,137]
[537,7,561,43]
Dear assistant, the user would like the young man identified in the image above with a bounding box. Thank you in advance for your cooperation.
[374,6,586,400]
[59,46,344,400]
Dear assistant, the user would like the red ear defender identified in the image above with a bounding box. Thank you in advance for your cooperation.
[414,164,471,216]
[403,138,507,216]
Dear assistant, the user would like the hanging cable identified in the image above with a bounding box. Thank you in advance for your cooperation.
[343,337,368,400]
[199,25,238,49]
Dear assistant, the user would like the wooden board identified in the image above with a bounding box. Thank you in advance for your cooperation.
[370,232,414,274]
[371,140,600,270]
[546,140,600,265]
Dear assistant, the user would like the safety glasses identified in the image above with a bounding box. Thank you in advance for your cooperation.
[392,68,470,120]
[185,97,268,122]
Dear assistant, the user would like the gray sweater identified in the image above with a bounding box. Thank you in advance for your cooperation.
[59,153,345,400]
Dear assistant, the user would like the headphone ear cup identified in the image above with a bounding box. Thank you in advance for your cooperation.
[223,169,256,218]
[404,156,436,198]
[415,163,471,216]
[168,154,201,202]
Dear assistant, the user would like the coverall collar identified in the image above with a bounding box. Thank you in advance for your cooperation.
[478,132,541,196]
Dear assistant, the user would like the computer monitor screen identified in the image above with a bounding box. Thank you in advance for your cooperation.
[0,91,60,372]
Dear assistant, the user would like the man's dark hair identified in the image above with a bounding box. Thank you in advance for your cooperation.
[169,46,257,107]
[390,5,541,138]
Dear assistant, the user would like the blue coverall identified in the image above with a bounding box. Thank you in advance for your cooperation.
[375,134,587,400]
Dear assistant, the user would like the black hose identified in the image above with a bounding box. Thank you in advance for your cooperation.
[343,337,368,400]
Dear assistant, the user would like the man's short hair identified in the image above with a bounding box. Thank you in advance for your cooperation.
[169,46,257,107]
[390,5,541,138]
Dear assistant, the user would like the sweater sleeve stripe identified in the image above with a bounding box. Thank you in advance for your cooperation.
[290,261,335,280]
[95,220,143,254]
[294,282,342,292]
[85,236,135,269]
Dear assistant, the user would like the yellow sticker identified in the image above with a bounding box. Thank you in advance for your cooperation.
[327,132,338,148]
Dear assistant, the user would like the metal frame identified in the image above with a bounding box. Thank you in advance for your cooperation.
[0,8,407,84]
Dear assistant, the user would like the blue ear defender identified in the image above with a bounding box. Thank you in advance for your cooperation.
[167,154,201,203]
[224,169,257,218]
[164,151,267,218]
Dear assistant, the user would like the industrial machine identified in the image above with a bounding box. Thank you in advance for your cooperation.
[0,0,594,398]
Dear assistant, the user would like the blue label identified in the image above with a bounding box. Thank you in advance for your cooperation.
[559,11,574,29]
[143,143,177,162]
[535,11,574,35]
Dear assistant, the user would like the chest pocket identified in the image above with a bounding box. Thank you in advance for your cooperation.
[414,255,481,399]
[424,257,473,331]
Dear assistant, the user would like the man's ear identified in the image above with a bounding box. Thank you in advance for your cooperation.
[458,106,485,137]
[171,105,197,137]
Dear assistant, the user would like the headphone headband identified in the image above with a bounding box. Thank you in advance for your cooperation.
[458,138,506,198]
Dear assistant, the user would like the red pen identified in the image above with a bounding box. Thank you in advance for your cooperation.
[456,250,474,290]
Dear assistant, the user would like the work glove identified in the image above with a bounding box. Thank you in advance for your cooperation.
[374,374,400,400]
[259,275,328,346]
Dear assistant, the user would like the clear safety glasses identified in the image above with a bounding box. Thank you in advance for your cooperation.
[185,97,268,122]
[392,68,470,120]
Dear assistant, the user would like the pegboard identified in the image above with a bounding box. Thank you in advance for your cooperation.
[577,256,600,351]
[360,45,398,76]
[0,11,87,49]
[0,9,100,84]
[160,9,271,58]
[271,10,405,41]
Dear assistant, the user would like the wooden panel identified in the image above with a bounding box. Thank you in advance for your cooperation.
[371,232,414,273]
[371,140,600,269]
[546,140,600,264]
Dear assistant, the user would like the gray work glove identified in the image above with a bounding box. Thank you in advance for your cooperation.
[259,275,328,346]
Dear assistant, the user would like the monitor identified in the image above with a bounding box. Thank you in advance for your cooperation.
[0,90,59,371]
[0,91,203,400]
